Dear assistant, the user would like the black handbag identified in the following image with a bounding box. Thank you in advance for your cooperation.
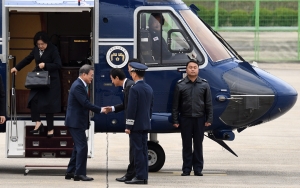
[25,70,50,89]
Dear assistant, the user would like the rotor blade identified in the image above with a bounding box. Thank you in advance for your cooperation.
[205,134,238,157]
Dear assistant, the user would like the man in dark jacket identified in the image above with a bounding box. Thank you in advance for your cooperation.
[102,63,135,182]
[124,62,153,185]
[172,60,213,176]
[65,64,102,181]
[0,75,6,124]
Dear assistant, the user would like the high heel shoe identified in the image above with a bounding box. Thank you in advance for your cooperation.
[30,123,44,133]
[47,129,54,138]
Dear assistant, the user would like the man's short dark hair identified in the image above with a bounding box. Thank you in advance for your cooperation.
[135,71,146,78]
[110,68,126,80]
[186,60,199,68]
[33,31,50,46]
[148,13,165,26]
[79,64,94,75]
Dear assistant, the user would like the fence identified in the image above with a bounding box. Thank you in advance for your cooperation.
[183,0,300,62]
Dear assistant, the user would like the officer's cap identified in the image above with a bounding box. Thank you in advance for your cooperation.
[129,62,148,72]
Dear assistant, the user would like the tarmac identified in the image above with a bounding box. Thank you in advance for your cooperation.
[0,63,300,188]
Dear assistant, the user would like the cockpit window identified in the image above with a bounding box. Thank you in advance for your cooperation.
[180,10,232,62]
[220,67,275,127]
[137,11,204,66]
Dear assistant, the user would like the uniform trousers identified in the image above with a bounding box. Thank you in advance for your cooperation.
[125,136,136,179]
[30,93,54,131]
[180,117,205,173]
[66,127,88,175]
[130,131,148,180]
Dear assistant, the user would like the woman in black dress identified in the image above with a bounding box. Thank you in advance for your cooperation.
[11,31,62,137]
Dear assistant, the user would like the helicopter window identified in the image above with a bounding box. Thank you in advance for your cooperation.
[138,11,204,66]
[220,67,275,127]
[180,10,232,62]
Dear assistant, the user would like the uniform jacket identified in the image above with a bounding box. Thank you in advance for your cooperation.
[149,29,172,61]
[172,76,213,124]
[15,43,62,113]
[0,75,5,116]
[65,78,102,130]
[114,79,135,113]
[126,80,153,131]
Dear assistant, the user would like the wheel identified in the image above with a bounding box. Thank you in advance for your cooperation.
[147,141,165,172]
[24,169,29,176]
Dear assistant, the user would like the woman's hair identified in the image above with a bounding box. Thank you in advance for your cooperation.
[33,31,50,46]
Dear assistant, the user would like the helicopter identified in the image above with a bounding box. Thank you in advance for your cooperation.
[0,0,297,172]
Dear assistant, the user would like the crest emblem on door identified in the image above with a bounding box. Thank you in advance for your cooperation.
[106,46,129,68]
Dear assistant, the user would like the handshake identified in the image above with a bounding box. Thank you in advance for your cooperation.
[101,106,113,114]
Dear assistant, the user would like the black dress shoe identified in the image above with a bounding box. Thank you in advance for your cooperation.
[125,177,148,184]
[181,172,190,176]
[30,123,44,133]
[65,172,74,180]
[194,171,203,176]
[116,175,132,182]
[74,175,94,181]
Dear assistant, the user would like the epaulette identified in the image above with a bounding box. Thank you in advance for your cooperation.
[201,79,207,82]
[177,79,183,83]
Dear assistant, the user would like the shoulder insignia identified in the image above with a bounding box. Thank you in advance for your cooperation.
[202,79,207,82]
[177,79,183,83]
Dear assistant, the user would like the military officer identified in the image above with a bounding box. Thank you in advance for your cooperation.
[102,60,136,182]
[124,62,153,185]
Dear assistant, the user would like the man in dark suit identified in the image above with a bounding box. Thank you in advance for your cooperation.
[124,62,153,185]
[64,64,102,181]
[0,75,6,124]
[102,65,135,182]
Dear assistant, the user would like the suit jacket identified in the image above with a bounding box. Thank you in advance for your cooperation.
[0,75,5,116]
[65,78,101,129]
[15,42,62,113]
[114,79,134,113]
[126,80,153,131]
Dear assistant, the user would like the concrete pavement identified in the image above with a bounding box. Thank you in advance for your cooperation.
[0,63,299,188]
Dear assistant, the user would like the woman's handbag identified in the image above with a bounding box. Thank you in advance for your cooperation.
[25,70,50,89]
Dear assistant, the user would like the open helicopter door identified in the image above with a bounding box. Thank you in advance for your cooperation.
[5,57,95,158]
[4,0,97,158]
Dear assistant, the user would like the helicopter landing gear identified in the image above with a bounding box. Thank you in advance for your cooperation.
[148,133,165,172]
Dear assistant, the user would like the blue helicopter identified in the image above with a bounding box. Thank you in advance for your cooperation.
[0,0,297,172]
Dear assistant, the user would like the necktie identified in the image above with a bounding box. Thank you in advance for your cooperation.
[86,86,88,93]
[39,50,44,57]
